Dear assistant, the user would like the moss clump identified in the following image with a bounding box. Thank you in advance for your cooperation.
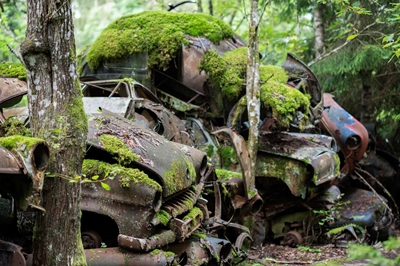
[99,134,140,166]
[0,62,27,80]
[200,48,310,129]
[215,168,242,181]
[192,232,206,239]
[199,47,247,101]
[260,81,310,129]
[155,210,172,226]
[259,65,288,84]
[0,135,44,151]
[0,118,31,137]
[149,249,175,258]
[218,146,238,168]
[163,156,196,195]
[183,207,203,227]
[82,159,162,191]
[87,11,233,71]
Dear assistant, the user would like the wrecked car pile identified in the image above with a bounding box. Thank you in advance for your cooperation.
[1,10,399,266]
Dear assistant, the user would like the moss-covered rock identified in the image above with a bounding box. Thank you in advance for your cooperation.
[87,11,234,71]
[0,62,26,80]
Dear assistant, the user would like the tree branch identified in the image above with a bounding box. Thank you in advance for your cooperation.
[308,21,381,67]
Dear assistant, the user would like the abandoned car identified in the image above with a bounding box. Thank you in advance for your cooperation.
[1,9,398,266]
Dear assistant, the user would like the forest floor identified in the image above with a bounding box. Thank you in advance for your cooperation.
[240,242,399,265]
[237,228,400,266]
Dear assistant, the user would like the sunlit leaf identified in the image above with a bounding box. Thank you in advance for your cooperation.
[346,34,358,41]
[101,182,111,191]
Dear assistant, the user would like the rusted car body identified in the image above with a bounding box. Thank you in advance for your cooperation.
[0,78,250,265]
[81,79,192,146]
[0,79,50,265]
[321,93,369,177]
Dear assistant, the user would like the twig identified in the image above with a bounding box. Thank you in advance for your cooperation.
[7,43,24,64]
[253,257,313,265]
[355,166,399,217]
[353,168,394,217]
[308,21,381,67]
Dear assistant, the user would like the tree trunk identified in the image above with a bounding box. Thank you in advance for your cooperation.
[208,0,213,15]
[313,2,325,58]
[197,0,203,12]
[20,1,87,265]
[246,0,260,192]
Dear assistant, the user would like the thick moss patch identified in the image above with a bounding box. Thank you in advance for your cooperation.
[0,118,31,137]
[200,48,310,129]
[0,135,44,151]
[155,209,172,226]
[215,168,242,181]
[99,134,140,166]
[82,159,162,191]
[87,11,233,71]
[0,62,26,80]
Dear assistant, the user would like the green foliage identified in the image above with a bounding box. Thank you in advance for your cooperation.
[0,62,26,80]
[0,117,31,137]
[347,237,400,266]
[312,194,349,226]
[218,146,238,168]
[325,223,363,236]
[87,11,233,71]
[0,1,26,62]
[297,245,322,253]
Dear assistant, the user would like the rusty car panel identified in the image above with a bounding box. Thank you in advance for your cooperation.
[321,93,369,175]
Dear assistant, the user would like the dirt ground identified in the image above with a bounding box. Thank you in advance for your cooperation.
[238,243,399,265]
[240,238,400,265]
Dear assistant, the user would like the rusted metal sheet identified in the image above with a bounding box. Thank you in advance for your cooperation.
[321,93,369,175]
[334,187,392,229]
[83,98,132,117]
[86,111,206,198]
[281,53,323,123]
[0,138,49,211]
[257,132,340,194]
[0,239,26,266]
[81,176,159,238]
[118,230,177,252]
[0,147,22,174]
[0,78,27,108]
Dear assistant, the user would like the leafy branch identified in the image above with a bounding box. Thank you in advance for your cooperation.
[46,172,111,190]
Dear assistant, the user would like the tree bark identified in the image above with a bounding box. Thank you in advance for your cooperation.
[20,0,87,265]
[208,0,213,16]
[246,0,260,192]
[313,2,325,58]
[197,0,203,13]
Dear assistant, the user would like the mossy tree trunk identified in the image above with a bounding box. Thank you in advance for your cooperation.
[20,0,87,265]
[246,0,260,191]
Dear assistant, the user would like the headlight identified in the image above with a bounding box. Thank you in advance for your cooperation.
[346,135,361,150]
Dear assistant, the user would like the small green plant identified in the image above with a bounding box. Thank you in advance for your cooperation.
[298,245,322,253]
[347,237,400,265]
[313,194,350,226]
